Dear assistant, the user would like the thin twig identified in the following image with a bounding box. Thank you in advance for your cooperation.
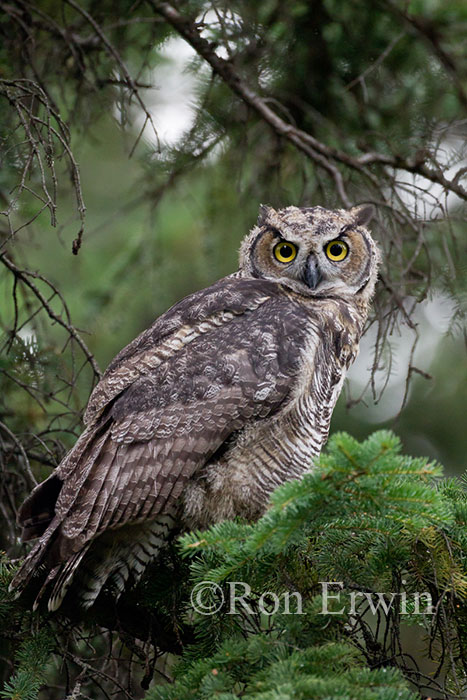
[0,253,102,379]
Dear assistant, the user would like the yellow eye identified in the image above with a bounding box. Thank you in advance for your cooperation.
[325,240,348,261]
[274,241,297,263]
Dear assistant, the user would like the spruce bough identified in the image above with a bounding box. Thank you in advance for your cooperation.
[152,431,467,699]
[2,431,466,699]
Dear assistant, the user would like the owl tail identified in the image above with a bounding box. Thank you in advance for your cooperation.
[64,516,175,610]
[9,518,62,605]
[10,529,97,612]
[9,471,65,601]
[10,540,91,612]
[46,544,91,611]
[9,427,109,609]
[10,515,173,612]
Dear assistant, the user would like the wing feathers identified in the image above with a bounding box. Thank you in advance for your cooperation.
[84,278,274,427]
[11,277,314,609]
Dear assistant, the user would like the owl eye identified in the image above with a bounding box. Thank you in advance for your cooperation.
[274,241,298,263]
[325,240,348,261]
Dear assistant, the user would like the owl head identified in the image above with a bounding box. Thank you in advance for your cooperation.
[239,204,380,301]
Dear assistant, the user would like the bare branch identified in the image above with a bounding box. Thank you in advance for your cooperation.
[0,253,102,379]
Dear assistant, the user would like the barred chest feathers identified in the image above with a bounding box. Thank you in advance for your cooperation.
[181,298,363,530]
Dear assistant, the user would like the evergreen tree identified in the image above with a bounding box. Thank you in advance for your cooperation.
[0,1,466,697]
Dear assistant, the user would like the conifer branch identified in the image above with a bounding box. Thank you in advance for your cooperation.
[149,1,467,203]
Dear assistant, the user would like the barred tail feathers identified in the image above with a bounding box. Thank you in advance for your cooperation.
[73,515,174,609]
[9,519,61,599]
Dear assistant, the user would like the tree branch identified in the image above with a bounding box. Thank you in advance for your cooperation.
[149,1,467,203]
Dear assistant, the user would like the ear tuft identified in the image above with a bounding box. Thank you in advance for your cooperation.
[257,204,273,226]
[350,204,375,227]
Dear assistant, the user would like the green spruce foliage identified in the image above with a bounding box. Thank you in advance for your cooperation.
[2,432,466,698]
[0,629,54,700]
[0,559,54,700]
[146,431,467,699]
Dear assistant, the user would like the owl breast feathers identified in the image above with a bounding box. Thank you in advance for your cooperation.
[10,203,380,611]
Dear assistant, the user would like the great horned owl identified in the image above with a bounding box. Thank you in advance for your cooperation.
[11,203,380,611]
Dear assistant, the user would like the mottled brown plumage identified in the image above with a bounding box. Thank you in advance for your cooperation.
[10,203,380,611]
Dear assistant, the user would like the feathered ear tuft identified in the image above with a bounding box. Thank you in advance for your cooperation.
[349,204,375,227]
[257,204,274,226]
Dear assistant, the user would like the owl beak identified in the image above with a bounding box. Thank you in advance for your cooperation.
[304,255,322,290]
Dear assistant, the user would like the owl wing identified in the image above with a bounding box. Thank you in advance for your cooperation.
[16,277,313,567]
